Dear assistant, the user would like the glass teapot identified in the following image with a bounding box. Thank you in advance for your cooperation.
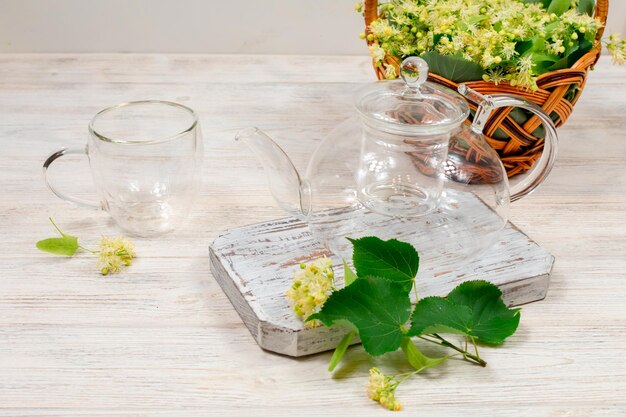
[236,57,557,265]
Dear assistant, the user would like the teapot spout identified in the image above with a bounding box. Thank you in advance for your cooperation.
[235,127,309,219]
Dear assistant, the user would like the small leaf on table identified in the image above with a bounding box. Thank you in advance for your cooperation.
[309,276,412,356]
[328,330,356,372]
[348,237,419,293]
[409,280,520,345]
[36,236,79,256]
[400,337,448,372]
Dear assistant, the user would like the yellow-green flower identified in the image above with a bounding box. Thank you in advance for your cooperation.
[286,257,334,328]
[510,55,538,91]
[384,63,398,79]
[368,44,386,63]
[98,236,136,275]
[366,368,402,411]
[606,33,626,65]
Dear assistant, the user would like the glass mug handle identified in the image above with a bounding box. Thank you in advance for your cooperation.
[42,146,102,210]
[458,85,558,202]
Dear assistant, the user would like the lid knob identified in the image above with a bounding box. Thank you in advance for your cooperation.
[400,57,429,89]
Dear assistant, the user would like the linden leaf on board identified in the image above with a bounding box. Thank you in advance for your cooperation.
[348,237,419,293]
[309,276,411,356]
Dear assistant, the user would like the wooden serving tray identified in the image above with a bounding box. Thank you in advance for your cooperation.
[209,217,554,357]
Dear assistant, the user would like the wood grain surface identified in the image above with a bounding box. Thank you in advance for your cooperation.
[0,54,624,416]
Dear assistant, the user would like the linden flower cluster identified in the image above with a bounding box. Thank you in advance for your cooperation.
[358,0,609,90]
[606,33,626,65]
[286,257,335,328]
[366,368,402,411]
[98,236,136,275]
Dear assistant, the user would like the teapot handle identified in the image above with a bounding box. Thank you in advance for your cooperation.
[458,85,558,202]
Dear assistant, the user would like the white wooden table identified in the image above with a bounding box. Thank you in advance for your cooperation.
[0,54,624,416]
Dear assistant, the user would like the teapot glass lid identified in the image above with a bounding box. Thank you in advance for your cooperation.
[355,57,470,134]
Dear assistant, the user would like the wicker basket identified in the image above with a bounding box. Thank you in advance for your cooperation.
[364,0,609,177]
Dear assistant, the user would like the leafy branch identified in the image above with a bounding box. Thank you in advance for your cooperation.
[300,236,520,411]
[36,218,136,275]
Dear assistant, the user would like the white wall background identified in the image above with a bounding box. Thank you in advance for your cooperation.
[0,0,623,54]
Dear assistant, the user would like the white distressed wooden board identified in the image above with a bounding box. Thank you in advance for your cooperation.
[209,215,554,357]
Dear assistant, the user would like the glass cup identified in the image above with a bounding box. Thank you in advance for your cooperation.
[43,100,203,237]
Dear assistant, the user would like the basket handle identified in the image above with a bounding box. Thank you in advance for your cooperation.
[364,0,378,36]
[364,0,608,42]
[595,0,609,40]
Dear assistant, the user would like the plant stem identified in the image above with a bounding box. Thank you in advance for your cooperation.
[79,245,98,254]
[394,370,418,386]
[470,336,482,361]
[418,334,487,367]
[49,217,65,237]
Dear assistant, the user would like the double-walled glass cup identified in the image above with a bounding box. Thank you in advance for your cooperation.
[43,100,203,237]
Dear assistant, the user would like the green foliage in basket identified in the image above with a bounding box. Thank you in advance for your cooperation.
[356,0,625,90]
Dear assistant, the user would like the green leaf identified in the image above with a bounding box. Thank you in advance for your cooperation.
[409,296,473,336]
[409,280,521,345]
[309,276,412,356]
[466,15,488,26]
[547,55,570,72]
[531,52,559,74]
[348,237,419,293]
[577,0,594,16]
[343,259,358,286]
[544,21,561,37]
[36,236,79,256]
[567,39,593,67]
[529,36,548,53]
[328,330,356,372]
[531,53,558,64]
[547,0,571,15]
[515,40,534,56]
[419,51,484,83]
[400,338,448,372]
[36,218,80,256]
